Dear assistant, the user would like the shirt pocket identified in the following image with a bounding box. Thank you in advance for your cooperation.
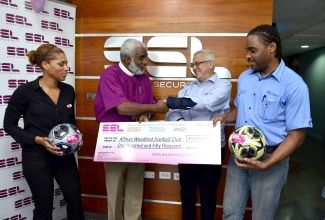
[258,98,280,120]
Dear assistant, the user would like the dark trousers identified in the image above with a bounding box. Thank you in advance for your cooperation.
[23,151,84,220]
[178,147,225,220]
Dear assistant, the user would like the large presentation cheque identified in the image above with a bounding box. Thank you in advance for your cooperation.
[94,121,221,164]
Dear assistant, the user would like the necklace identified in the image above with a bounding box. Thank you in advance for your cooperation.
[39,79,60,104]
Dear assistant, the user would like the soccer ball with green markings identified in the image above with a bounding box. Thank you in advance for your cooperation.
[228,126,266,161]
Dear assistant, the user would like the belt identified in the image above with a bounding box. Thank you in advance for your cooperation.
[265,144,280,154]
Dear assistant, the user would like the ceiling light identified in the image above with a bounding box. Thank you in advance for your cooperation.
[301,45,309,48]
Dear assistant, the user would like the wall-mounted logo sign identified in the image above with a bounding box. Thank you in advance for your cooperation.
[31,0,47,13]
[103,36,232,80]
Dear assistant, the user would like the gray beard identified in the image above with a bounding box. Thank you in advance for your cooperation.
[128,59,143,75]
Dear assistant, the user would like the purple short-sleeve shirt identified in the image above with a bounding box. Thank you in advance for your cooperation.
[94,64,156,122]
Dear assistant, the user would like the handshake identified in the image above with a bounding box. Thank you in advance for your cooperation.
[166,97,197,109]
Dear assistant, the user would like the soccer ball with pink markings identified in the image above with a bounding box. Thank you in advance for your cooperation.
[228,126,266,161]
[49,123,83,155]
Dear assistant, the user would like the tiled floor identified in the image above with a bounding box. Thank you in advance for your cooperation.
[274,137,325,220]
[84,212,107,220]
[84,137,325,220]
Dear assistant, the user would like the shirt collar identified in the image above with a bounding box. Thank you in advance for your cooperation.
[271,59,285,82]
[119,62,134,76]
[32,76,42,91]
[249,59,285,82]
[194,73,218,85]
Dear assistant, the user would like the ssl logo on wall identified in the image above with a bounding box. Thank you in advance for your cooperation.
[104,36,231,79]
[104,36,201,78]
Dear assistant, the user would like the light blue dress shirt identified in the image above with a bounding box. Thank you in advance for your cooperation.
[166,73,232,147]
[234,60,312,146]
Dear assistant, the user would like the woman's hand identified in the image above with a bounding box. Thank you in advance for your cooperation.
[36,136,63,156]
[78,141,83,151]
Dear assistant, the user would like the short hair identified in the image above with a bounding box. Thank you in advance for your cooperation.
[248,24,283,60]
[120,38,147,61]
[193,49,217,68]
[27,44,64,68]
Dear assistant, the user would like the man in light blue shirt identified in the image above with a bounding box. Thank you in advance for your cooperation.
[212,24,312,220]
[166,49,232,220]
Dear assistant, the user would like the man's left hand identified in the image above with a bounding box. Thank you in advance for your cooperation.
[132,114,149,123]
[234,157,269,171]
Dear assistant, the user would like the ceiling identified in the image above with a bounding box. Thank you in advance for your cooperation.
[273,0,325,56]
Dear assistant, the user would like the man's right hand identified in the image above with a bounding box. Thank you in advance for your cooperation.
[211,108,237,127]
[155,99,169,114]
[211,114,226,127]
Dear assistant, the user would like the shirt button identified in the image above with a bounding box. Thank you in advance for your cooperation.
[249,107,251,109]
[245,121,247,123]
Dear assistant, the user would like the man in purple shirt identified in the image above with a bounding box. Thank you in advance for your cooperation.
[94,38,168,220]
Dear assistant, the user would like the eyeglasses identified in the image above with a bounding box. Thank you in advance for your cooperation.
[190,60,210,68]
